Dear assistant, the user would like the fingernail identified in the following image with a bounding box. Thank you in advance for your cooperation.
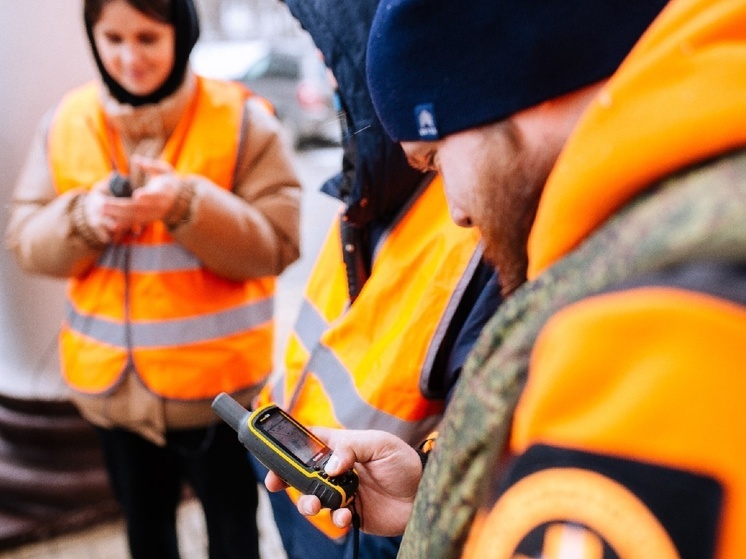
[325,455,340,474]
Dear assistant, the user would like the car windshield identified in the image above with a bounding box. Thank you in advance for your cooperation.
[243,52,300,80]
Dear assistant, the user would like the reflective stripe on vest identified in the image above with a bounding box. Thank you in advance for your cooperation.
[65,297,273,348]
[97,243,201,272]
[265,175,482,443]
[49,78,275,400]
[273,298,456,440]
[262,175,482,538]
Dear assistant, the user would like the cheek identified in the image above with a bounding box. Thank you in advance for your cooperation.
[442,173,467,207]
[155,31,176,73]
[153,43,175,68]
[94,39,118,71]
[440,157,477,214]
[147,44,176,86]
[441,167,478,225]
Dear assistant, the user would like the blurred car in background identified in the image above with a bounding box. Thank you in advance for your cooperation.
[238,44,342,149]
[191,39,341,149]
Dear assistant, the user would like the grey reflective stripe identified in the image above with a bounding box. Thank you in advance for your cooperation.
[293,299,329,351]
[304,345,440,445]
[273,299,326,407]
[98,244,201,273]
[66,297,273,348]
[66,303,128,347]
[97,245,128,271]
[270,299,329,405]
[270,375,284,403]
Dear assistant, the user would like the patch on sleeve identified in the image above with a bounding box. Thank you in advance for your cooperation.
[473,445,722,559]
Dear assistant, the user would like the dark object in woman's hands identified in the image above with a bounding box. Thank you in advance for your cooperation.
[109,173,132,197]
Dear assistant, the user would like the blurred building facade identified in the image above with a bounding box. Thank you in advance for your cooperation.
[197,0,304,40]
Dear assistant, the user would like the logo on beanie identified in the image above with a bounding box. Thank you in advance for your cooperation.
[415,104,438,139]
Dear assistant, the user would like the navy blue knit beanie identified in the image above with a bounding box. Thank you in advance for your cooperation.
[367,0,669,142]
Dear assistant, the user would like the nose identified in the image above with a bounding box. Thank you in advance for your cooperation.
[120,43,139,66]
[449,205,473,228]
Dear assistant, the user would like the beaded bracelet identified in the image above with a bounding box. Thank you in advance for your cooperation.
[164,179,196,230]
[70,193,109,249]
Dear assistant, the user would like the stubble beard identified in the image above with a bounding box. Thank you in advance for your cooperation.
[473,148,546,297]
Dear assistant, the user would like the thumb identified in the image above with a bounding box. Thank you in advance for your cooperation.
[308,427,361,475]
[132,154,172,176]
[314,428,398,475]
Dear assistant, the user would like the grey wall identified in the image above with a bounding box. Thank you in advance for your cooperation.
[0,1,95,398]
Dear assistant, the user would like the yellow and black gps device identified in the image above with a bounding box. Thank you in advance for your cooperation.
[212,393,358,510]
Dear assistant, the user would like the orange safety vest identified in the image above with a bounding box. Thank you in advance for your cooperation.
[48,78,275,401]
[464,0,746,556]
[259,174,482,538]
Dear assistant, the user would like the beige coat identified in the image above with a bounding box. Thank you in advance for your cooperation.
[4,72,302,445]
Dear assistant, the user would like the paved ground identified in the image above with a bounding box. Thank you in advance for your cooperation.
[0,491,286,559]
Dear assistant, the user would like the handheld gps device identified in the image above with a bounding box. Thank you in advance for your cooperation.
[109,172,133,197]
[212,393,358,510]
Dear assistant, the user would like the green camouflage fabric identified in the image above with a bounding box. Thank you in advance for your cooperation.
[397,149,746,559]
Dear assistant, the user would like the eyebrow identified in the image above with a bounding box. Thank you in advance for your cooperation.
[407,157,429,172]
[404,146,435,172]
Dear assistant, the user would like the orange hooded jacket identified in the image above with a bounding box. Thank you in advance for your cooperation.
[466,0,746,557]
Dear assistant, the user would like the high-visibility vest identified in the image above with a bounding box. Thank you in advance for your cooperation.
[259,174,482,537]
[463,0,746,555]
[463,271,746,559]
[48,78,275,400]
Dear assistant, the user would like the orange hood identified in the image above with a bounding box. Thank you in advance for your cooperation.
[528,0,746,278]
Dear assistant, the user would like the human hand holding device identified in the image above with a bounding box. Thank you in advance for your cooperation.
[101,156,182,232]
[212,394,358,510]
[266,426,423,536]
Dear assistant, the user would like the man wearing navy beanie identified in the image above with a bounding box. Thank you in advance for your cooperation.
[273,1,746,558]
[367,0,666,144]
[366,0,670,294]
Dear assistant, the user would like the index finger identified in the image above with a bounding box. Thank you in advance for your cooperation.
[264,469,289,492]
[132,154,172,175]
[310,427,396,476]
[307,427,358,476]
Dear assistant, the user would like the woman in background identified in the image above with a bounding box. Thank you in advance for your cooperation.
[4,0,301,557]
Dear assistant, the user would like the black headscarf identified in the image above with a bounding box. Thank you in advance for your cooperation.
[84,0,200,107]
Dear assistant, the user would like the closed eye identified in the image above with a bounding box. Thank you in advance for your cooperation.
[406,150,438,173]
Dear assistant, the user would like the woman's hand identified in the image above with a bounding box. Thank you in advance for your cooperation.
[101,155,181,234]
[82,178,118,242]
[264,428,422,537]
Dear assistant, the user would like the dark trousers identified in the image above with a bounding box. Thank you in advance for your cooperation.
[95,423,260,559]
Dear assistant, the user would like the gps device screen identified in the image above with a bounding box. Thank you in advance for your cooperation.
[212,395,358,509]
[259,410,326,465]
